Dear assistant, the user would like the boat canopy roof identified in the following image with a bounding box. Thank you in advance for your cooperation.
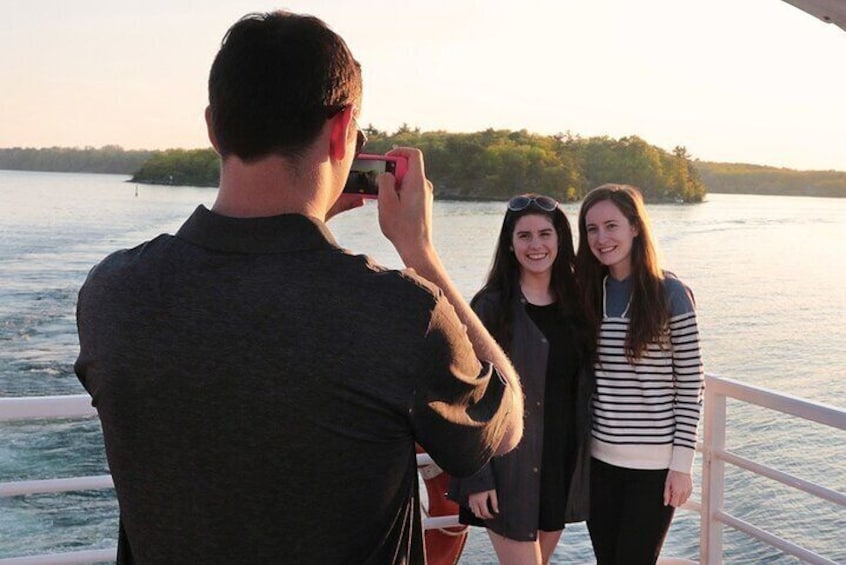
[783,0,846,31]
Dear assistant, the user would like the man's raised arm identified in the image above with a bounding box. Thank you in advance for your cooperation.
[376,147,523,456]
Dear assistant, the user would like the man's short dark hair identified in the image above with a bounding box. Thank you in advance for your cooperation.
[208,11,362,161]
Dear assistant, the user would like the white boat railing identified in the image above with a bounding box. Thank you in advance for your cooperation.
[1,373,844,565]
[699,373,845,565]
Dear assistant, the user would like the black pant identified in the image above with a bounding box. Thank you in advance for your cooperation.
[587,458,675,565]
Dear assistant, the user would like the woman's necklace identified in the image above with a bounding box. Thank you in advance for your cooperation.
[602,275,632,319]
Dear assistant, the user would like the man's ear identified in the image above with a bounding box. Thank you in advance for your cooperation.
[205,106,221,153]
[328,105,354,162]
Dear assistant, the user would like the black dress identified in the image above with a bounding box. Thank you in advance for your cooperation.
[449,291,593,540]
[526,302,580,531]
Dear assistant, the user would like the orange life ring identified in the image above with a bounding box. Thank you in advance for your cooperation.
[417,445,468,565]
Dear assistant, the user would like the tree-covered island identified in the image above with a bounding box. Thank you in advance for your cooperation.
[129,128,706,203]
[3,130,844,200]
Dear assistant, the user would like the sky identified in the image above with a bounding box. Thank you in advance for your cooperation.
[2,0,844,171]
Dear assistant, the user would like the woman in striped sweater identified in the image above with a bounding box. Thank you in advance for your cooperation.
[575,184,704,565]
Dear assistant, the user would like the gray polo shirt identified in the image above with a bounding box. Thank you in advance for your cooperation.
[75,205,512,564]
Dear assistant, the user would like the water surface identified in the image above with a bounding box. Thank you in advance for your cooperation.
[1,171,843,563]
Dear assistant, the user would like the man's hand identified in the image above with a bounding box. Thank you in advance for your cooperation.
[376,147,435,265]
[468,489,499,520]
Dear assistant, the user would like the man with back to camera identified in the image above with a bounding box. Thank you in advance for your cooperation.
[74,10,524,565]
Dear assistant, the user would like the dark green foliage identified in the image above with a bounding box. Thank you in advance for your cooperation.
[0,145,152,174]
[16,131,846,201]
[124,130,705,200]
[131,148,218,187]
[0,134,712,201]
[358,128,705,202]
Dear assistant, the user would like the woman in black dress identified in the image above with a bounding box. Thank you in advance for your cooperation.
[449,194,593,564]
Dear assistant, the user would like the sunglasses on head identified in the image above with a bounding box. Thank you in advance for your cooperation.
[507,195,559,212]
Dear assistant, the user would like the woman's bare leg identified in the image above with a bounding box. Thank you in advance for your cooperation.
[538,530,564,564]
[487,529,543,565]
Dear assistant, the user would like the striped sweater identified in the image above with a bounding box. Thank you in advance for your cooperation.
[591,274,704,473]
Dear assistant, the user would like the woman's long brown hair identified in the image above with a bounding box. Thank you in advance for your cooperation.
[575,184,668,361]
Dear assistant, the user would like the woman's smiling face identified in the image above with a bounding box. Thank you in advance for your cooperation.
[511,213,558,277]
[584,199,639,280]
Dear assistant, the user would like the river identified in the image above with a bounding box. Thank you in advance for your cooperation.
[0,170,843,563]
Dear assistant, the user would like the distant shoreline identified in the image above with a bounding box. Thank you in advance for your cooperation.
[2,165,844,200]
[2,144,844,199]
[693,161,846,199]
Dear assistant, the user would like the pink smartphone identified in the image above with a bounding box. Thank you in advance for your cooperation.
[343,153,408,197]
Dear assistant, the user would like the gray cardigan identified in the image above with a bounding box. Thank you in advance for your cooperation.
[448,289,593,541]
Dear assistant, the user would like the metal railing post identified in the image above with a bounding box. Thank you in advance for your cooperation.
[700,383,726,564]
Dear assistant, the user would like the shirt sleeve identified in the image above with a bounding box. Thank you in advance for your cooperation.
[447,462,496,505]
[409,293,515,478]
[666,278,704,473]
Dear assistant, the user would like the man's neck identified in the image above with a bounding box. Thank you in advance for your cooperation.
[211,154,332,220]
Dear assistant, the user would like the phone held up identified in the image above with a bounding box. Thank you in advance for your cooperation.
[343,154,408,198]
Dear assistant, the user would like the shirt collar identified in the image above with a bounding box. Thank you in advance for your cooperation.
[175,205,340,254]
